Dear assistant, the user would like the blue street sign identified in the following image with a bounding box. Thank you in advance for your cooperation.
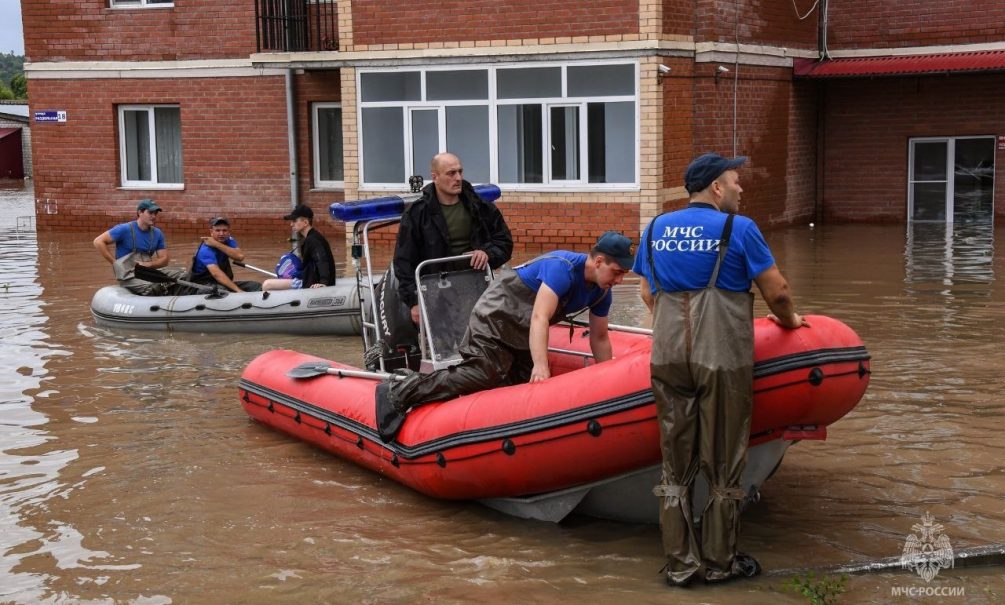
[34,111,67,123]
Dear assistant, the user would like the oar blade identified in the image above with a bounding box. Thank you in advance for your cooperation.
[133,265,176,284]
[286,362,333,379]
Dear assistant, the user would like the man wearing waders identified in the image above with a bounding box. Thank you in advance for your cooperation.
[374,232,634,442]
[633,153,806,586]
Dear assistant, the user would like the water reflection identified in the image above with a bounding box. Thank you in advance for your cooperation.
[905,221,995,288]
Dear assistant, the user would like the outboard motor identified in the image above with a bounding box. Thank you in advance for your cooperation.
[365,267,421,372]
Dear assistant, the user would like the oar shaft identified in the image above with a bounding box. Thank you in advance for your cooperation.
[234,261,277,277]
[325,367,406,381]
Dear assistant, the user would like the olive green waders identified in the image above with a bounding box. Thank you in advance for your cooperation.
[647,213,756,584]
[390,269,559,408]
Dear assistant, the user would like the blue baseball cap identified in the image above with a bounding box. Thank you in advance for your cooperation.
[136,199,162,213]
[594,231,635,271]
[684,153,747,194]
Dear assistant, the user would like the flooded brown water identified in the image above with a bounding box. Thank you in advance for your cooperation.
[2,182,1003,604]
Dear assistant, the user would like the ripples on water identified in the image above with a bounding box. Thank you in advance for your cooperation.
[1,182,1003,603]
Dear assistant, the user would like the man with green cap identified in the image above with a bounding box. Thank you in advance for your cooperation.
[634,153,806,586]
[93,199,187,296]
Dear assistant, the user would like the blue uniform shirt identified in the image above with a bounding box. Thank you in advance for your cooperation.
[108,221,166,259]
[192,237,238,274]
[515,251,613,317]
[633,204,775,293]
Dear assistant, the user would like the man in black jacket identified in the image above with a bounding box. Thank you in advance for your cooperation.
[394,152,513,324]
[263,205,337,291]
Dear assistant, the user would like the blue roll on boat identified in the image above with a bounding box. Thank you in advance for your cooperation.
[330,183,501,222]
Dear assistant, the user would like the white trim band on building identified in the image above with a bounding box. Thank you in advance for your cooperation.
[25,59,288,79]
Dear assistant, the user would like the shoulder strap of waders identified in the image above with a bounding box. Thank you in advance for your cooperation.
[645,212,670,293]
[706,213,735,289]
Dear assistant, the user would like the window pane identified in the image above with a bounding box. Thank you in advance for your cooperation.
[360,72,421,102]
[497,105,542,183]
[124,110,151,182]
[411,109,439,178]
[446,106,490,184]
[550,106,579,181]
[912,182,947,221]
[912,142,947,181]
[362,107,405,183]
[154,107,182,183]
[587,102,633,183]
[497,67,561,99]
[953,138,995,221]
[318,107,344,182]
[567,64,634,97]
[427,70,488,101]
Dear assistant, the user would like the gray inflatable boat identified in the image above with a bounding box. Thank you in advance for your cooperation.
[90,284,361,335]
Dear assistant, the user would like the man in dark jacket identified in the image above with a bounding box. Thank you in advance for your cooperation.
[263,205,337,291]
[393,152,513,325]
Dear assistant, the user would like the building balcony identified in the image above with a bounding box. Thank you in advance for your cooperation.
[255,0,338,53]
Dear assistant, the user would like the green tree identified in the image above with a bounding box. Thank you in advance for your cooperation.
[10,73,26,99]
[0,83,14,101]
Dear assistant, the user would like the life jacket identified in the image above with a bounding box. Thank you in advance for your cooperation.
[189,242,234,285]
[276,252,303,279]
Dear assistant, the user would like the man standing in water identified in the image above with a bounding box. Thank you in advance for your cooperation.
[633,153,806,586]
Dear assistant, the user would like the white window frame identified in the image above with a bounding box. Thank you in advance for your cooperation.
[110,0,174,8]
[908,136,996,223]
[312,102,345,190]
[117,104,184,190]
[356,60,640,192]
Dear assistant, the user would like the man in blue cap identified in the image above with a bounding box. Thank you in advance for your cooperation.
[634,153,806,586]
[93,199,187,295]
[375,231,634,442]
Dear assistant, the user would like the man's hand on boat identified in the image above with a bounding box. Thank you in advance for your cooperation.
[767,312,810,329]
[530,363,551,383]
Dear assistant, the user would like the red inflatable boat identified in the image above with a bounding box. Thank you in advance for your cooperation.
[239,315,870,522]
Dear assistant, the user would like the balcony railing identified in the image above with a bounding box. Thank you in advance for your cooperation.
[256,0,339,53]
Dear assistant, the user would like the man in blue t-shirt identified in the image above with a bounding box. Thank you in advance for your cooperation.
[93,199,187,296]
[373,231,634,443]
[189,217,262,293]
[634,153,806,586]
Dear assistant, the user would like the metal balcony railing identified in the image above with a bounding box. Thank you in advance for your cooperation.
[256,0,339,53]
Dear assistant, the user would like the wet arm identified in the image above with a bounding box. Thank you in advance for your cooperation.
[93,231,116,264]
[638,276,654,313]
[753,265,804,329]
[207,264,243,292]
[588,313,613,363]
[529,284,560,382]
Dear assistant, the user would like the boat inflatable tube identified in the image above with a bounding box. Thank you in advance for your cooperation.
[91,283,361,335]
[239,315,870,500]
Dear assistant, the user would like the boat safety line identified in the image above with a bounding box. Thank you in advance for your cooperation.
[239,379,654,460]
[753,346,870,378]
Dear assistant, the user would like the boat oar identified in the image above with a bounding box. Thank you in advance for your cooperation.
[286,361,407,381]
[133,265,223,296]
[234,261,277,278]
[766,542,1005,577]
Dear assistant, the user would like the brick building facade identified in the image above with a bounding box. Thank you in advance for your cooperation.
[21,1,1005,247]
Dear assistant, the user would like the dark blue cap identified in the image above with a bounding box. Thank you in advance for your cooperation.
[684,153,747,194]
[594,231,635,271]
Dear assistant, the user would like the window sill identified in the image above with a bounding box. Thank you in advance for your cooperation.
[118,184,185,191]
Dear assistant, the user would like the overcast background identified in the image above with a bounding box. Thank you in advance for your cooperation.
[1,0,25,55]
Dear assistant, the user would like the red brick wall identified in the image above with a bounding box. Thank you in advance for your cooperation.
[26,75,329,236]
[821,75,1005,222]
[662,58,695,190]
[691,64,816,227]
[294,70,345,215]
[695,0,816,49]
[663,0,693,38]
[22,0,257,62]
[827,1,1005,49]
[351,0,638,46]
